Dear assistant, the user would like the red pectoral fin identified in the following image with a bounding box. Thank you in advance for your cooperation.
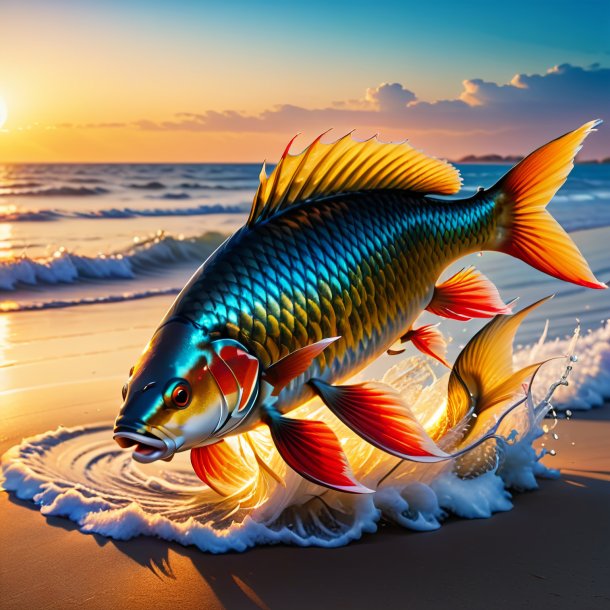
[310,379,449,462]
[394,324,450,368]
[190,440,255,496]
[427,266,513,321]
[263,336,339,395]
[265,411,372,493]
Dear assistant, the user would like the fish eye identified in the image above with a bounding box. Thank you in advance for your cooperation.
[171,383,191,408]
[122,383,128,400]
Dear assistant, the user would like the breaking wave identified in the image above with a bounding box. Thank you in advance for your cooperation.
[0,186,110,197]
[0,203,245,222]
[4,324,605,553]
[0,287,181,312]
[0,232,225,291]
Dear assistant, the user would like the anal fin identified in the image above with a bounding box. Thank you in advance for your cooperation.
[427,266,513,321]
[388,324,450,367]
[310,379,450,462]
[264,408,372,493]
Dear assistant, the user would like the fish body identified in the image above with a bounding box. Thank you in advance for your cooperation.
[164,191,496,415]
[115,121,605,493]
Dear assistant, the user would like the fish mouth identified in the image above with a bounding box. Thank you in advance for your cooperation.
[113,427,175,464]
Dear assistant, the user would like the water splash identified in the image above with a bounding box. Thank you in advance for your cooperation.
[3,322,598,553]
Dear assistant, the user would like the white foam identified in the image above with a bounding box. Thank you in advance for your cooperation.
[3,322,603,553]
[514,321,610,411]
[0,232,223,291]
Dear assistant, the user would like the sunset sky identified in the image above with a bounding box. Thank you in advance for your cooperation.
[0,0,609,162]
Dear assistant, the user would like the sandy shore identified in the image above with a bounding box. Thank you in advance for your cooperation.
[1,410,608,609]
[1,283,609,609]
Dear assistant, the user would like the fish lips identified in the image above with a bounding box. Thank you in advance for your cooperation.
[113,424,177,464]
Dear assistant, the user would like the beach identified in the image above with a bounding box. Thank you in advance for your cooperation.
[1,162,609,608]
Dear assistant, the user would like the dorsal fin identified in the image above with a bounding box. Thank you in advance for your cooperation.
[247,132,462,226]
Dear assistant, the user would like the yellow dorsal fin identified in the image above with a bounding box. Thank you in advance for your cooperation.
[247,132,462,226]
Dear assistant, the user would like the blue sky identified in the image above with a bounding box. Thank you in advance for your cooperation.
[0,0,608,161]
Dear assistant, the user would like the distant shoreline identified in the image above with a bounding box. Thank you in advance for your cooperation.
[0,158,608,166]
[454,154,610,164]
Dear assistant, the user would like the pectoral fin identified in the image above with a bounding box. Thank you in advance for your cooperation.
[190,440,255,496]
[426,266,513,321]
[263,407,372,493]
[263,336,340,395]
[310,379,449,462]
[388,324,450,367]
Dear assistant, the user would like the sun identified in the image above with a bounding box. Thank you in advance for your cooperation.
[0,97,7,129]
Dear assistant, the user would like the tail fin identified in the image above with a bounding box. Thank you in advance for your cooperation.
[489,120,606,290]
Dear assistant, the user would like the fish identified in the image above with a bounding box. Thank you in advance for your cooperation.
[114,120,605,494]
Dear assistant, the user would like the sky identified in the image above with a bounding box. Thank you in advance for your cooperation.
[0,0,609,162]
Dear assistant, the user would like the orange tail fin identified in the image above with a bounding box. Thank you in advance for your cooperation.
[489,120,606,290]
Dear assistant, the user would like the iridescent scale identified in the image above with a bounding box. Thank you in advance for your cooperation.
[167,191,497,410]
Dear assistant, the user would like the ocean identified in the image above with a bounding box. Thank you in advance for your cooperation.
[1,161,609,552]
[0,162,608,340]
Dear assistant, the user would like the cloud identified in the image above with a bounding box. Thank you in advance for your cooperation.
[364,82,417,112]
[51,64,610,157]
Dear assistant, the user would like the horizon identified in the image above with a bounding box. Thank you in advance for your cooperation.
[0,1,609,162]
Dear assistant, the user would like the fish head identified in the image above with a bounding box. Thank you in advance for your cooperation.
[113,320,260,463]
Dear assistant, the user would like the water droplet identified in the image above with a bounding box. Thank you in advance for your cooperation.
[566,410,572,417]
[552,433,559,440]
[570,355,578,363]
[549,449,556,456]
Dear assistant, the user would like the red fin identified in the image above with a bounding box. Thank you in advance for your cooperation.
[190,440,255,496]
[263,337,339,395]
[427,266,513,321]
[265,411,372,493]
[310,380,449,462]
[490,120,605,289]
[217,344,259,411]
[390,324,450,367]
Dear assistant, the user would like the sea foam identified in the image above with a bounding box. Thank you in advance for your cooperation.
[0,232,224,292]
[3,323,607,553]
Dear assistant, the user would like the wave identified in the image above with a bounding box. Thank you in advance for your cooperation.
[0,232,224,291]
[127,181,166,190]
[4,324,602,552]
[152,192,191,200]
[0,186,109,197]
[127,181,252,191]
[1,287,181,312]
[0,203,245,222]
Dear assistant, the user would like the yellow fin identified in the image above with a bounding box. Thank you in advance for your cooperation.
[248,132,462,226]
[446,296,552,430]
[491,120,606,289]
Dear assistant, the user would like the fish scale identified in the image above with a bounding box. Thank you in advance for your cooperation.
[167,191,497,410]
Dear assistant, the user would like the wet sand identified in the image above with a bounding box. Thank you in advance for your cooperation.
[1,410,608,609]
[1,293,609,609]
